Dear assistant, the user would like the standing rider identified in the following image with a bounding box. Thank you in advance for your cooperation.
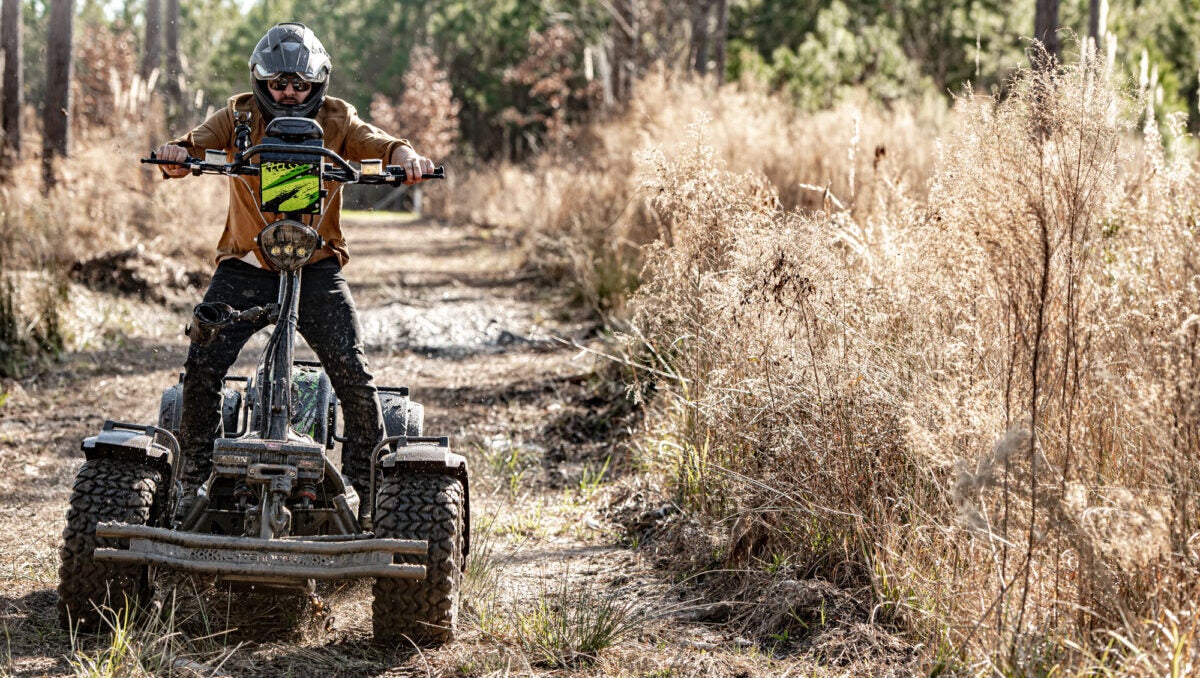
[155,22,434,507]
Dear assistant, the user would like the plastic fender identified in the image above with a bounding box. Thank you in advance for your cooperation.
[379,439,471,560]
[82,420,176,474]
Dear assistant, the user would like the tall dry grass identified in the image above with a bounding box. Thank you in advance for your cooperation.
[456,57,1200,670]
[0,100,225,376]
[618,59,1200,672]
[435,71,943,318]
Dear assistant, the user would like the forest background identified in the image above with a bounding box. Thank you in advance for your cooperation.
[7,0,1200,675]
[9,0,1200,163]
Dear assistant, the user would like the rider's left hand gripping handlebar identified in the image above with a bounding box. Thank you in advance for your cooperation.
[142,150,195,168]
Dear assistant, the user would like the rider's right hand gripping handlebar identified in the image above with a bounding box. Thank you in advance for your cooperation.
[142,151,253,176]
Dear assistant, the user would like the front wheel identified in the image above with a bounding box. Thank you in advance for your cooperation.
[372,473,463,645]
[57,458,162,630]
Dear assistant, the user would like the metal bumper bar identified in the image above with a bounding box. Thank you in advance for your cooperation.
[94,523,427,580]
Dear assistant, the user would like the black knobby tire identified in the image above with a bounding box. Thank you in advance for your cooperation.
[380,393,423,438]
[372,473,463,645]
[405,402,424,437]
[57,459,162,630]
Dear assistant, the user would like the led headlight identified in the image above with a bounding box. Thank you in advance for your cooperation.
[257,220,322,271]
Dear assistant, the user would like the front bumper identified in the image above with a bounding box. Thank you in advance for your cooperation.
[94,523,426,580]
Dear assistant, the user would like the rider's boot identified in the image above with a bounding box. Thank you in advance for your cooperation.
[340,442,376,526]
[174,453,211,525]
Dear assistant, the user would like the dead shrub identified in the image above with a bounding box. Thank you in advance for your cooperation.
[369,46,461,163]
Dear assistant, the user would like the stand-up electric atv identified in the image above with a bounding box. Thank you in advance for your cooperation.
[56,114,469,644]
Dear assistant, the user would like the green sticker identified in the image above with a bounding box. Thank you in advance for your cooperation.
[261,161,320,213]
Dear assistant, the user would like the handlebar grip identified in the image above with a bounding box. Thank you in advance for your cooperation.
[141,154,200,166]
[385,165,446,182]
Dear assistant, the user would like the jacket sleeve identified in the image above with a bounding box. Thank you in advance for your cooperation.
[341,103,412,163]
[167,106,234,156]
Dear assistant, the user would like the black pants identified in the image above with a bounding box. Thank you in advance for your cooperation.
[178,258,384,489]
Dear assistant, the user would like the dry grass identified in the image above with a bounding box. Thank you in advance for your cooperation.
[434,71,943,320]
[0,120,225,376]
[444,56,1200,672]
[608,58,1200,673]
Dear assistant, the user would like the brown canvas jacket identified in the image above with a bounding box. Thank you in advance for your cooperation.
[168,93,411,268]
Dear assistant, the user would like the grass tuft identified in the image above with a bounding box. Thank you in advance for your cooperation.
[513,578,645,668]
[66,592,238,678]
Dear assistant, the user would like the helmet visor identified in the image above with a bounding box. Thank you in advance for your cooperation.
[253,62,327,84]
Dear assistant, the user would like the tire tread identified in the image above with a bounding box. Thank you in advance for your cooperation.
[372,473,462,644]
[57,459,161,630]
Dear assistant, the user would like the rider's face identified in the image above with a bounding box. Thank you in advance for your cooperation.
[269,79,311,106]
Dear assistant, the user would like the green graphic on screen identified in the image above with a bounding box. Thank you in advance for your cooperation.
[261,161,321,213]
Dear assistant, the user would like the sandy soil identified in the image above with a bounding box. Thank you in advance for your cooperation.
[0,214,905,677]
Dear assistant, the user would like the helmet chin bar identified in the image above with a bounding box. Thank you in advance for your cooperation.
[252,78,327,122]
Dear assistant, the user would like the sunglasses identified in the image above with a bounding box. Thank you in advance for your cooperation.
[267,75,313,92]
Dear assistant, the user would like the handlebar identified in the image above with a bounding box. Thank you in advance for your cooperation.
[142,149,446,185]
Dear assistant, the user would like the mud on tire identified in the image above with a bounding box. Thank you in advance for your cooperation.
[57,459,162,630]
[372,473,463,645]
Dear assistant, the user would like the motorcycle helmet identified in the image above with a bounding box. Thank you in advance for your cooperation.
[248,22,331,121]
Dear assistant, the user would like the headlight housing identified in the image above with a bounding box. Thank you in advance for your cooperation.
[257,220,322,271]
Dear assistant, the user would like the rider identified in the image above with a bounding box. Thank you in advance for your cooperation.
[155,22,435,505]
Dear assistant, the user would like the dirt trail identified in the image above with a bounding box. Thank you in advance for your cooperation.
[0,214,802,676]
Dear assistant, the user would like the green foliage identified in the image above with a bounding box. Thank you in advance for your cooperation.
[176,0,250,100]
[1109,0,1200,128]
[67,589,236,678]
[739,2,927,111]
[192,0,607,158]
[728,0,1030,107]
[20,0,1200,161]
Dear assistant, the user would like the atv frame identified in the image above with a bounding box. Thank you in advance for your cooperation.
[56,115,469,644]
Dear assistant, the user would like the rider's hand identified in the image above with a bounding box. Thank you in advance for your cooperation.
[390,146,435,186]
[155,144,191,178]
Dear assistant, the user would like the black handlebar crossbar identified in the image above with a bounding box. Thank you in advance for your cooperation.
[142,151,445,185]
[239,144,359,180]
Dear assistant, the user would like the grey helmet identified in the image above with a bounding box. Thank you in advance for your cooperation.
[248,22,331,121]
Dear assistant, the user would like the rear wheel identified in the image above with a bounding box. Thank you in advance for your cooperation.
[57,459,162,630]
[372,473,463,645]
[405,402,424,437]
[379,392,424,438]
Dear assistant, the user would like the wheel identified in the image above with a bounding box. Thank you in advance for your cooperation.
[57,459,162,630]
[380,393,424,438]
[372,473,463,645]
[405,402,424,437]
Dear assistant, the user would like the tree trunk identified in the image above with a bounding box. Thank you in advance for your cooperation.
[1088,0,1107,56]
[690,0,713,76]
[713,0,728,85]
[164,0,183,120]
[1034,0,1059,68]
[1,0,22,162]
[43,0,74,190]
[142,0,161,81]
[610,0,639,104]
